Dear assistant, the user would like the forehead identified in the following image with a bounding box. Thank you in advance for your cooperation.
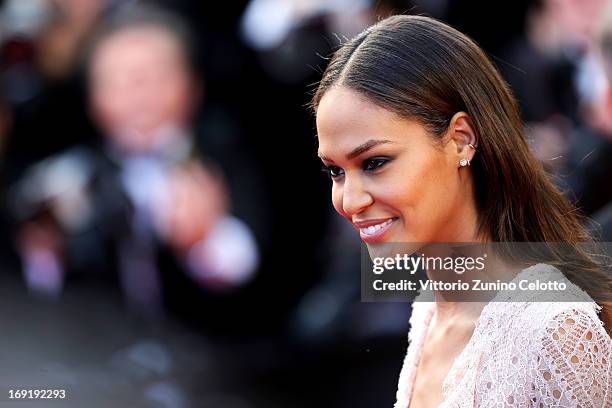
[90,26,185,73]
[316,86,429,157]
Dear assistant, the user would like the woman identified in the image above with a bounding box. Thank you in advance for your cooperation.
[312,15,611,407]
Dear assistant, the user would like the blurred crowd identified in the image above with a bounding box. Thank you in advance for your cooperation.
[0,0,611,407]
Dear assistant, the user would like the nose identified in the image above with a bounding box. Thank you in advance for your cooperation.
[340,176,373,217]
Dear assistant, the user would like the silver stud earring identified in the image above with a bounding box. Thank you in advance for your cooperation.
[459,158,470,167]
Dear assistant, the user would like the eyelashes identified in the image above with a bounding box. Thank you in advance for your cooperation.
[321,164,344,178]
[321,157,391,179]
[363,157,388,172]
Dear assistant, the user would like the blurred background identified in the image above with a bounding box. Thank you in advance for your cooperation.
[0,0,611,407]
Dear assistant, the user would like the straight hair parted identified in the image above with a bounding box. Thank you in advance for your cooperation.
[311,15,612,333]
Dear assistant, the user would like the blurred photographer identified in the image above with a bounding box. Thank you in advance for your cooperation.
[10,4,260,321]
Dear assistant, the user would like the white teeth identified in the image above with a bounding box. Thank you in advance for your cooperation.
[360,218,395,235]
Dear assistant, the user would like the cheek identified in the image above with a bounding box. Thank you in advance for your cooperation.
[161,79,192,122]
[386,153,457,226]
[91,91,119,128]
[367,178,403,208]
[409,158,459,234]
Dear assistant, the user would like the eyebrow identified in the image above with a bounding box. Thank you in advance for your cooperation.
[319,139,396,162]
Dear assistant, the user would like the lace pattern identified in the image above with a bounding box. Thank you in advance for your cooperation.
[394,264,612,408]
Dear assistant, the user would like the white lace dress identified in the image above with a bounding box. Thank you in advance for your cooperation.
[394,263,612,407]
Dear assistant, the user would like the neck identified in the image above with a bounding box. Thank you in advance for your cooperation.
[427,247,523,326]
[426,179,510,325]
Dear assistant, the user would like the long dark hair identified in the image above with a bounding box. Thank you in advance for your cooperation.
[311,15,612,333]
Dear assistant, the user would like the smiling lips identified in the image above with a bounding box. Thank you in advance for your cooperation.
[353,217,398,242]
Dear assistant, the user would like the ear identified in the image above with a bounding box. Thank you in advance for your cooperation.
[446,111,477,162]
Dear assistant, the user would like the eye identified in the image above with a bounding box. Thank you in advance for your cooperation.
[363,157,389,172]
[321,164,345,179]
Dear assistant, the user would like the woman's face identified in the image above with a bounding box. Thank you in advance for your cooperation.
[316,86,478,248]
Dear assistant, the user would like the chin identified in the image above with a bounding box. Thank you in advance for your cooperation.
[365,241,422,261]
